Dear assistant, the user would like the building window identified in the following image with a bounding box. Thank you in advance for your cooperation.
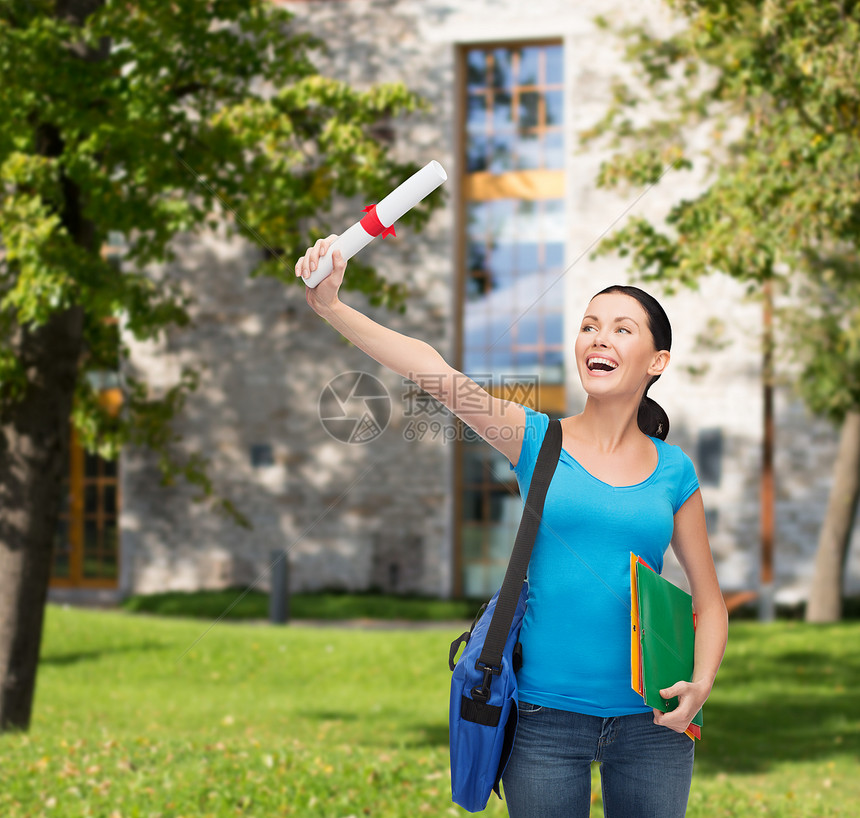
[704,508,719,534]
[52,238,124,589]
[52,421,121,587]
[250,443,275,468]
[697,428,723,487]
[465,45,564,173]
[464,197,565,381]
[456,41,566,598]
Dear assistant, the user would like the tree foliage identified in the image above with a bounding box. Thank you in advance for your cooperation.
[0,0,438,521]
[584,0,860,420]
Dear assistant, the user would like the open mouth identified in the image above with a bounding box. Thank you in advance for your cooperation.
[587,356,619,372]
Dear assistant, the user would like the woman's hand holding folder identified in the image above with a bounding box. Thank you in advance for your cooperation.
[652,679,711,735]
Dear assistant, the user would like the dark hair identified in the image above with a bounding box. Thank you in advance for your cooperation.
[592,285,672,440]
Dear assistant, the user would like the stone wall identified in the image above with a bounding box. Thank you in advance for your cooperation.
[118,0,860,603]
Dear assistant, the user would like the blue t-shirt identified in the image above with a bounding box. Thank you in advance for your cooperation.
[508,405,700,717]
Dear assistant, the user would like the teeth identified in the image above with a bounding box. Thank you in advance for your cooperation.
[588,357,618,370]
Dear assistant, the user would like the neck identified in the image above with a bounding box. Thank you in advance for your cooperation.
[573,396,644,453]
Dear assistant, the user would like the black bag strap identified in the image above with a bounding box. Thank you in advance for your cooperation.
[473,417,562,684]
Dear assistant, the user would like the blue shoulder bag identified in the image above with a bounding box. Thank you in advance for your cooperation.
[448,419,562,812]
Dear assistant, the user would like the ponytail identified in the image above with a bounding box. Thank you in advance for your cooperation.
[638,394,669,440]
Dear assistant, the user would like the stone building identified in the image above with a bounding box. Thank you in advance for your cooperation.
[49,0,860,607]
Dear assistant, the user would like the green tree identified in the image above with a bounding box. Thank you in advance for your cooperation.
[582,1,860,621]
[0,0,438,732]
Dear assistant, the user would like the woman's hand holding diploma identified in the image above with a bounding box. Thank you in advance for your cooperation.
[296,235,345,317]
[295,235,451,388]
[294,159,449,380]
[298,160,447,289]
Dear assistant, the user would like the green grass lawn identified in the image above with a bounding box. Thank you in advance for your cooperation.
[120,588,485,623]
[0,607,858,817]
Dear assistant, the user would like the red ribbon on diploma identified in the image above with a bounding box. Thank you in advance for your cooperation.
[360,204,397,238]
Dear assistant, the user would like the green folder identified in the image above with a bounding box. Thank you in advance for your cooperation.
[630,553,703,739]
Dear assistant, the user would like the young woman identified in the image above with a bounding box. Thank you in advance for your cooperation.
[296,237,728,818]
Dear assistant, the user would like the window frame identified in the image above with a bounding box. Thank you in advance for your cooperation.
[453,39,566,599]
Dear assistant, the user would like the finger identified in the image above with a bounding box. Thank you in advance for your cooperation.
[666,717,690,734]
[653,710,688,734]
[301,252,313,279]
[316,235,339,268]
[325,249,346,287]
[308,238,327,271]
[319,234,338,256]
[660,683,686,699]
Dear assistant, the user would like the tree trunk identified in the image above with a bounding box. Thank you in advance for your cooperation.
[0,308,84,731]
[806,410,860,623]
[0,0,103,732]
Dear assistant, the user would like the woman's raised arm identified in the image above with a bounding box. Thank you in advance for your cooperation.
[296,236,527,466]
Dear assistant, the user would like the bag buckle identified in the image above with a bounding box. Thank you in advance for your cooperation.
[471,661,501,703]
[448,631,470,671]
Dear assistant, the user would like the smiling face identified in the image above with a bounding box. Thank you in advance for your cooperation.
[575,292,670,401]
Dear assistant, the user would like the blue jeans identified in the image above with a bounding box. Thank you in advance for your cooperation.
[502,701,695,818]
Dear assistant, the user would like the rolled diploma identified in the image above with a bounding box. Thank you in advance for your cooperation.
[303,159,447,288]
